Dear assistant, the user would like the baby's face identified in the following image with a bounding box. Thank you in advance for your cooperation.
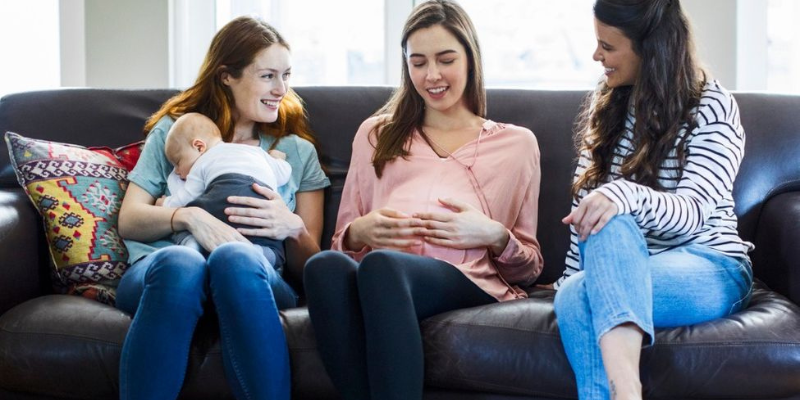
[168,142,202,180]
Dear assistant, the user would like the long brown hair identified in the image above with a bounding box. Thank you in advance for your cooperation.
[371,0,485,178]
[144,16,317,150]
[572,0,705,197]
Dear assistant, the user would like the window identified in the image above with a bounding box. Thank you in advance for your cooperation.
[0,1,60,98]
[767,0,800,93]
[216,0,385,86]
[209,0,800,92]
[454,0,597,89]
[210,0,599,89]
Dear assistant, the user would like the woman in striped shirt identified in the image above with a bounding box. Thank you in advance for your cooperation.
[552,1,754,399]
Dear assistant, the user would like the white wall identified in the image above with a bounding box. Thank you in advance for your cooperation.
[81,0,170,88]
[60,0,86,87]
[683,0,737,87]
[682,0,768,90]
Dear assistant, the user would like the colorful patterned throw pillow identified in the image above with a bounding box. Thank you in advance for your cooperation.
[4,132,144,305]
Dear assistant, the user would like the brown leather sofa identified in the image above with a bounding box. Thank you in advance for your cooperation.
[1,87,799,400]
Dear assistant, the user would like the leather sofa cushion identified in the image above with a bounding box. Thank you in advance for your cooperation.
[0,296,127,398]
[0,296,336,399]
[422,284,800,399]
[4,284,800,400]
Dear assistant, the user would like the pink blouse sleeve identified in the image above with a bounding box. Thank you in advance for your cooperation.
[491,132,544,286]
[330,119,377,260]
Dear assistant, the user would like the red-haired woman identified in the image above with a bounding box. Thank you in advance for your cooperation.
[117,16,329,400]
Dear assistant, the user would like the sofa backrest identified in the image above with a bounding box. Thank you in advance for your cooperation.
[2,88,800,285]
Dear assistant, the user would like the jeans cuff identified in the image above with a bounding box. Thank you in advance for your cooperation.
[596,312,655,347]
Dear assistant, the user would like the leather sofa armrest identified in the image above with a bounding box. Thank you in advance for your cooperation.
[753,191,800,305]
[0,188,47,315]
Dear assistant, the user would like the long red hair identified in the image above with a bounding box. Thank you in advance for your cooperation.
[144,16,317,150]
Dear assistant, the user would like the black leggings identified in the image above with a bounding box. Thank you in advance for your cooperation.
[304,250,497,400]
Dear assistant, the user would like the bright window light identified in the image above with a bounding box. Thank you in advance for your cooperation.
[0,1,60,98]
[216,0,384,86]
[216,0,599,89]
[767,0,800,94]
[457,0,597,89]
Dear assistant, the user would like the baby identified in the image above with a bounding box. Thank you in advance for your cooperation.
[160,112,291,267]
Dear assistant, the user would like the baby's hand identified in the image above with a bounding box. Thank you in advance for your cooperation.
[155,196,166,207]
[268,149,287,160]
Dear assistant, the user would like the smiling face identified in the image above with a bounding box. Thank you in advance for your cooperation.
[222,44,291,132]
[593,18,641,88]
[405,24,470,116]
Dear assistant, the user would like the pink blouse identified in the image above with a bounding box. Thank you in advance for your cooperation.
[332,117,543,301]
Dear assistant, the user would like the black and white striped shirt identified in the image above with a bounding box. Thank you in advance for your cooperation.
[555,80,754,289]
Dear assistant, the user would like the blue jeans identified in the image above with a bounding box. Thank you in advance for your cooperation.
[116,242,298,400]
[553,215,753,400]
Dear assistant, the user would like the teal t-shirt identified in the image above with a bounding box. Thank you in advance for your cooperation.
[124,116,330,264]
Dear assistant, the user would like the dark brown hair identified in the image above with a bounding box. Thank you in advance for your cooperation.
[573,0,705,197]
[144,16,317,150]
[371,0,485,178]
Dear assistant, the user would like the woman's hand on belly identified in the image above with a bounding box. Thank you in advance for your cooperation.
[348,208,424,251]
[413,197,509,255]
